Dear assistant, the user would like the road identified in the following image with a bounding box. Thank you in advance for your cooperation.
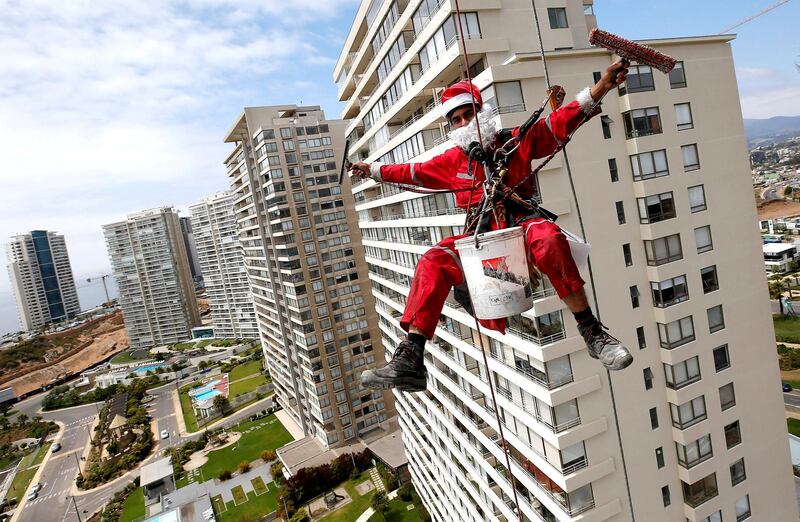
[13,377,275,522]
[785,389,800,410]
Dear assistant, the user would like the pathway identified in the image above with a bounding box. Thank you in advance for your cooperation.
[354,490,399,522]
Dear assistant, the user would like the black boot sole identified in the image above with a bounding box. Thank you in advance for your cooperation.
[361,372,427,392]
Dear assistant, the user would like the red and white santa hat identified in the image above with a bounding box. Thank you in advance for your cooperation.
[441,80,482,119]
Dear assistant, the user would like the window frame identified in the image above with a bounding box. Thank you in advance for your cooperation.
[618,64,655,95]
[623,106,663,138]
[671,395,707,429]
[688,185,707,213]
[725,420,742,449]
[730,458,746,486]
[547,7,568,28]
[631,149,670,181]
[644,233,683,266]
[694,225,713,254]
[701,265,719,294]
[651,274,689,308]
[636,326,647,349]
[707,305,725,333]
[713,344,730,372]
[669,61,687,88]
[675,102,694,130]
[658,316,695,349]
[681,143,700,171]
[664,355,701,390]
[676,434,713,469]
[637,191,676,224]
[719,382,736,411]
[616,200,626,225]
[608,158,619,182]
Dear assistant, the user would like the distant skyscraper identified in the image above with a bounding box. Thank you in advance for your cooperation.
[179,216,203,284]
[6,230,80,331]
[223,104,395,447]
[189,192,259,339]
[103,208,200,350]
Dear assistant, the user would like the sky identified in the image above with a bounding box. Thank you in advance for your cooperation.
[0,0,798,335]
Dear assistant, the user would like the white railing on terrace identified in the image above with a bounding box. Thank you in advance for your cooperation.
[490,103,526,116]
[486,349,573,391]
[506,325,566,347]
[371,206,466,221]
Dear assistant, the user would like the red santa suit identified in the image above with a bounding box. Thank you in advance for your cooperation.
[368,81,600,338]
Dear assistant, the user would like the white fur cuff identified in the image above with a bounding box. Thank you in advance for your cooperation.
[369,162,384,182]
[576,87,597,114]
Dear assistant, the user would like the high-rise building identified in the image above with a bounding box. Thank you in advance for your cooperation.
[336,1,796,521]
[103,208,200,350]
[6,230,81,331]
[223,105,396,448]
[189,191,259,340]
[180,216,203,285]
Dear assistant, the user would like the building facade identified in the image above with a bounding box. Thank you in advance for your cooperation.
[103,208,200,350]
[223,105,396,448]
[180,216,204,285]
[189,191,259,339]
[6,230,81,331]
[335,1,796,521]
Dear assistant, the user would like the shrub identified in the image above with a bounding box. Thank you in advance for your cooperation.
[238,460,251,473]
[219,470,232,481]
[261,450,276,462]
[289,509,309,522]
[398,482,413,501]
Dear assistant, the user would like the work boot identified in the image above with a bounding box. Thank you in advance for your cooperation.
[361,340,427,392]
[578,320,633,371]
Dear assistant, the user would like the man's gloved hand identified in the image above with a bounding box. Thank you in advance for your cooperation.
[350,162,374,181]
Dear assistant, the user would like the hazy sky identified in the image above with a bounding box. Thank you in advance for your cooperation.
[0,0,798,335]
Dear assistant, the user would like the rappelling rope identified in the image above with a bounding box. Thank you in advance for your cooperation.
[452,1,523,519]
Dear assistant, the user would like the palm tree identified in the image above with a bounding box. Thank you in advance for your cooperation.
[770,277,788,315]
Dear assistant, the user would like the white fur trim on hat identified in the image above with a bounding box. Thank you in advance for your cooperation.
[442,92,479,118]
[576,87,597,114]
[369,162,384,181]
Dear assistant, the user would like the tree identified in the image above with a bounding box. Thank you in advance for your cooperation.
[770,278,788,315]
[16,413,28,427]
[371,491,388,520]
[238,460,251,474]
[213,395,230,415]
[198,360,209,370]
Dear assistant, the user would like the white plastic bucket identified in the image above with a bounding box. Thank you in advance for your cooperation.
[454,227,534,320]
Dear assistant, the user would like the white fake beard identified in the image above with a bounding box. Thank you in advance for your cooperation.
[448,105,498,151]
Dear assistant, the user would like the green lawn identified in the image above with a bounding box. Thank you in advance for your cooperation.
[218,488,278,522]
[774,316,800,342]
[317,476,374,522]
[8,467,37,502]
[30,442,52,467]
[211,494,226,514]
[789,418,800,437]
[368,497,425,522]
[179,391,200,433]
[232,485,247,505]
[230,374,269,397]
[120,487,145,522]
[229,360,262,381]
[199,415,293,482]
[251,476,268,496]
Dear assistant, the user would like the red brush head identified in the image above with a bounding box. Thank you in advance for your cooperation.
[589,28,677,74]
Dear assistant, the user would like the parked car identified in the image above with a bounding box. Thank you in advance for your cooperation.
[160,430,169,439]
[783,383,793,392]
[51,442,61,452]
[26,491,37,502]
[31,483,42,493]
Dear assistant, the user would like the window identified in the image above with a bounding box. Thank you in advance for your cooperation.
[651,275,689,308]
[669,61,686,88]
[707,305,725,333]
[700,512,722,522]
[637,192,676,224]
[608,158,618,182]
[616,201,626,224]
[688,185,706,213]
[584,4,594,15]
[283,140,295,151]
[630,285,640,308]
[655,446,664,468]
[631,149,669,180]
[482,81,524,112]
[682,473,718,508]
[719,383,736,410]
[671,396,707,429]
[676,434,712,468]
[725,420,742,448]
[694,225,713,253]
[658,316,695,349]
[601,115,612,139]
[661,485,670,507]
[730,458,746,486]
[592,71,602,83]
[280,127,292,138]
[637,326,646,349]
[713,345,730,372]
[701,266,719,293]
[664,356,701,389]
[682,143,700,171]
[623,243,633,266]
[735,495,751,521]
[623,107,662,138]
[548,7,568,28]
[644,233,682,266]
[650,407,659,429]
[643,368,654,390]
[675,103,693,130]
[619,65,655,95]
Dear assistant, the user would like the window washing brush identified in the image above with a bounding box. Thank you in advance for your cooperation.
[589,28,678,74]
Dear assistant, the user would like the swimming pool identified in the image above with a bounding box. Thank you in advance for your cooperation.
[134,363,165,375]
[193,389,221,402]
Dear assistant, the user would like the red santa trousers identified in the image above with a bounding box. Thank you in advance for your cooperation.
[399,218,584,339]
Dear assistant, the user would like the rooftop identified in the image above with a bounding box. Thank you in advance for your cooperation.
[141,457,174,486]
[763,243,796,254]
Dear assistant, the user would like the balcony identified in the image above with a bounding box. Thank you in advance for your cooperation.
[682,473,718,508]
[506,314,566,347]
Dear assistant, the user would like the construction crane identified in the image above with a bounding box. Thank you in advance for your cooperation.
[83,274,113,306]
[719,0,791,34]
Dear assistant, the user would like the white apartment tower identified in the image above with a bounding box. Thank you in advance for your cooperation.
[6,230,81,331]
[223,105,396,447]
[103,208,200,350]
[336,1,796,521]
[189,192,259,339]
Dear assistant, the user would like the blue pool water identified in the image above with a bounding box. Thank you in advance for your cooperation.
[193,389,221,402]
[134,363,165,375]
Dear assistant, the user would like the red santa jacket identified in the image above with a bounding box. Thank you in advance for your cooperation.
[371,89,599,216]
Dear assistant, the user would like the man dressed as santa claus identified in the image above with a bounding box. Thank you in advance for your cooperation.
[353,60,632,392]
